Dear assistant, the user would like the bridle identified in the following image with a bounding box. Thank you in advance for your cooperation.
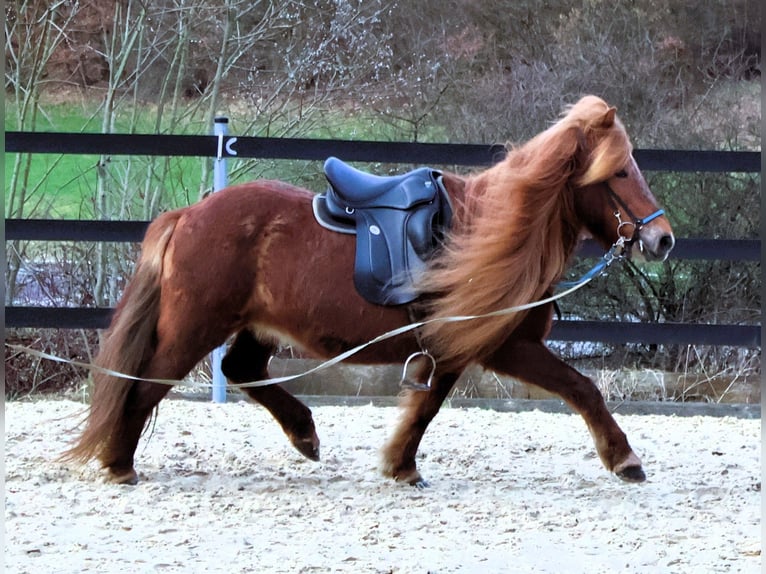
[605,183,665,252]
[556,180,665,290]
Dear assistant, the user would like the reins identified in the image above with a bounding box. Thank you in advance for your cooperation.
[5,238,628,391]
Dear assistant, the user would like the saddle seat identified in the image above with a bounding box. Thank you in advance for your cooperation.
[323,156,440,209]
[313,157,452,306]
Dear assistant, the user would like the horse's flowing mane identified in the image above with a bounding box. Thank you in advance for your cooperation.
[418,95,633,369]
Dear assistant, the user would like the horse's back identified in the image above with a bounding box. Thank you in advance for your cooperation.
[193,179,314,222]
[157,179,415,361]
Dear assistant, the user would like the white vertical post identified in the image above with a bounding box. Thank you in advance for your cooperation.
[211,116,229,403]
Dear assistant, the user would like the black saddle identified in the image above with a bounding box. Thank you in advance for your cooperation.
[313,157,452,305]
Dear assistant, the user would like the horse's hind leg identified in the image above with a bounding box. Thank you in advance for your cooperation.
[101,315,234,483]
[102,381,172,484]
[102,349,203,484]
[485,339,645,483]
[380,367,461,486]
[221,329,320,461]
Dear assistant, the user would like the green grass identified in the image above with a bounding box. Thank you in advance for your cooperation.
[5,100,207,219]
[5,151,207,220]
[5,152,98,218]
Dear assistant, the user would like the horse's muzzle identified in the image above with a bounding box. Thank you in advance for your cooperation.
[635,226,675,262]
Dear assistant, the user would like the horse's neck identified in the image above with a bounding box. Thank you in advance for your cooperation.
[441,172,486,232]
[445,168,583,267]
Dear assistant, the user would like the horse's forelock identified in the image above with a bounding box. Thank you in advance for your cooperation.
[560,96,633,186]
[577,128,632,186]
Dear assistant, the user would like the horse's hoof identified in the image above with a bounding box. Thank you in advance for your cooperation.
[291,435,320,461]
[615,465,646,483]
[107,467,139,485]
[391,468,425,486]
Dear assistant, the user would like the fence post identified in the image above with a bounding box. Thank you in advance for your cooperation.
[211,116,229,403]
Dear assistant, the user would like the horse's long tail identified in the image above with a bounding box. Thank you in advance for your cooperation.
[61,209,182,465]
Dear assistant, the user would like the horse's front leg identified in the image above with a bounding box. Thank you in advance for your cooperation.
[484,339,645,483]
[221,330,320,461]
[380,366,461,487]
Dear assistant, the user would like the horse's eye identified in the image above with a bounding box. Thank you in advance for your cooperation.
[615,170,628,178]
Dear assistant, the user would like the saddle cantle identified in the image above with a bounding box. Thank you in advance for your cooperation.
[313,156,452,305]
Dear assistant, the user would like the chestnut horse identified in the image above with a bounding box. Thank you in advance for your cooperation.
[63,96,674,486]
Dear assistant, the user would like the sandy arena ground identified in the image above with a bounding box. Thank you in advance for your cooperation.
[4,397,761,573]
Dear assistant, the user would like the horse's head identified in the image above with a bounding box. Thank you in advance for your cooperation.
[569,98,675,262]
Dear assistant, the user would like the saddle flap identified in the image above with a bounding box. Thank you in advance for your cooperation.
[353,209,423,305]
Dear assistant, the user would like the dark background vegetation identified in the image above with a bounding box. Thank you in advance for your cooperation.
[4,0,761,398]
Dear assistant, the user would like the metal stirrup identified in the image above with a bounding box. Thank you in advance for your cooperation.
[399,351,436,391]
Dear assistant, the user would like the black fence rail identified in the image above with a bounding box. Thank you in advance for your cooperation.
[5,131,761,171]
[5,131,762,348]
[5,219,760,261]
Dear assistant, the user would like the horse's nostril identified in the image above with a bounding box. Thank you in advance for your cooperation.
[658,234,675,254]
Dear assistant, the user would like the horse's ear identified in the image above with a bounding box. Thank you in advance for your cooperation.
[600,106,617,128]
